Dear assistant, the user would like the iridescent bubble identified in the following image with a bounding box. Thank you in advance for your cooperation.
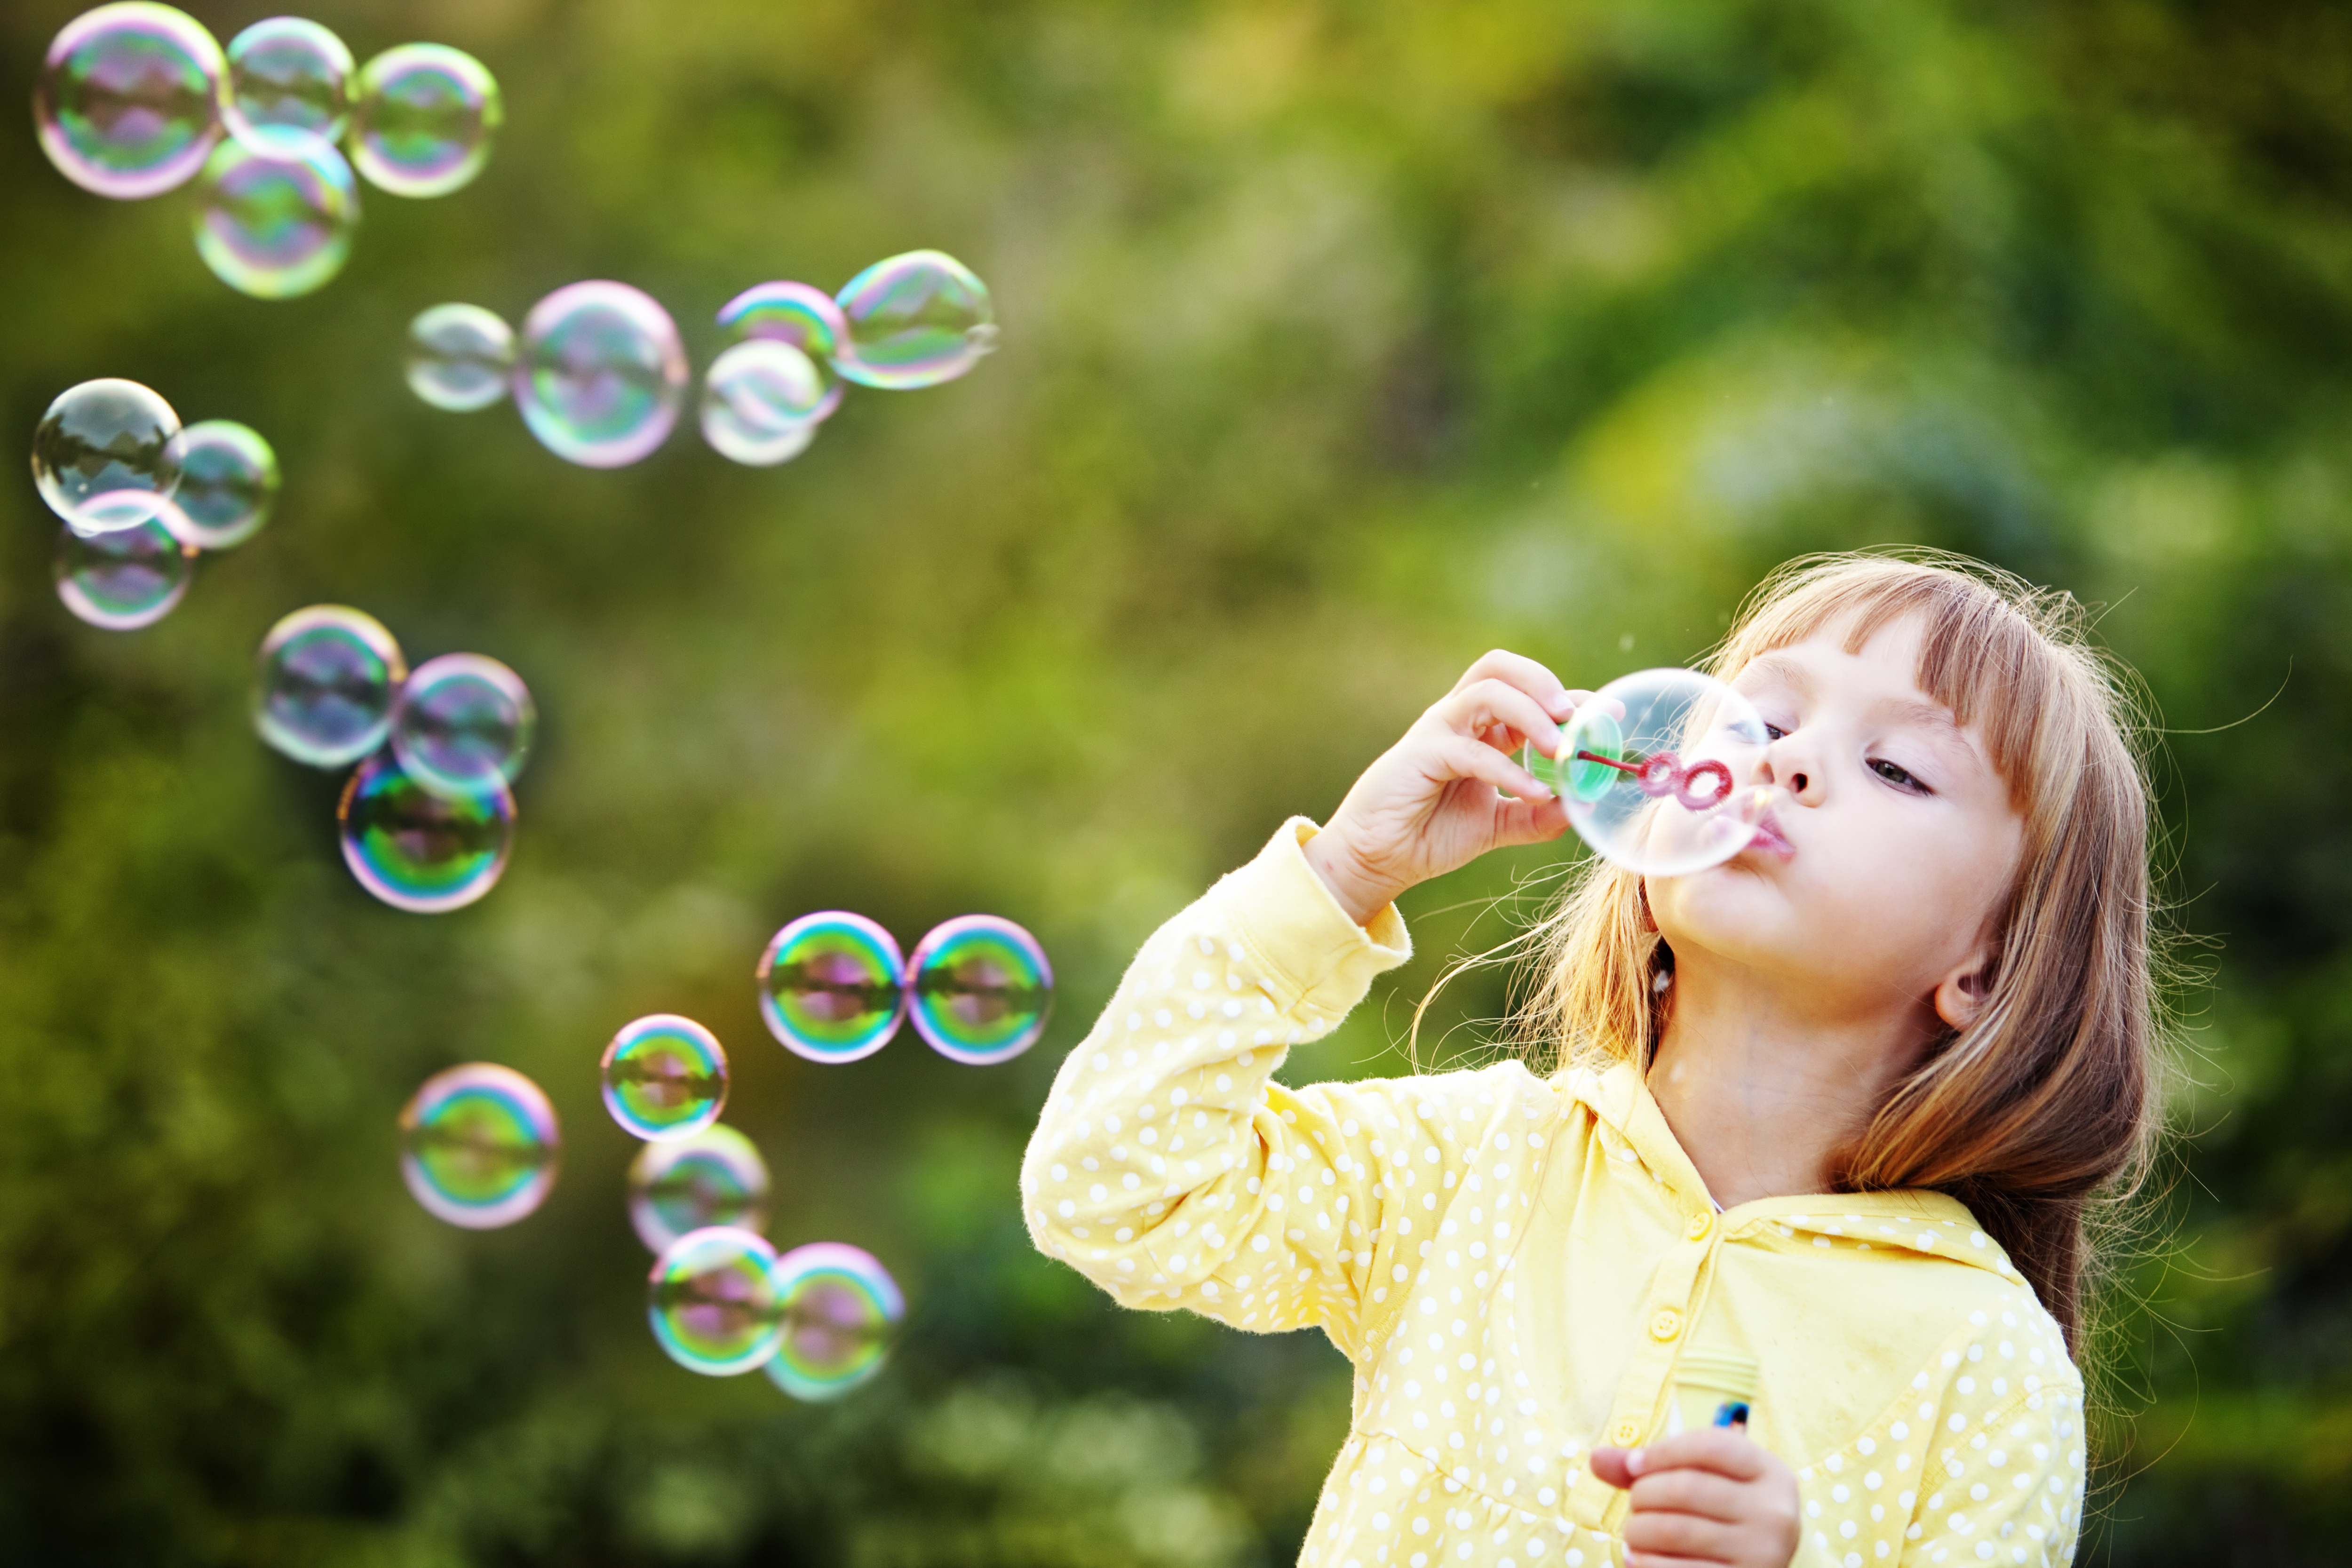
[34,2,223,199]
[601,1015,729,1142]
[222,16,352,151]
[756,912,906,1065]
[716,282,845,422]
[389,653,535,799]
[700,341,826,467]
[192,131,359,300]
[32,378,182,535]
[907,915,1053,1066]
[348,43,502,198]
[159,419,277,550]
[628,1125,770,1254]
[513,281,688,468]
[53,517,193,630]
[767,1242,903,1402]
[253,605,406,767]
[833,250,998,390]
[398,1062,559,1229]
[1524,668,1772,878]
[406,303,514,411]
[337,752,515,914]
[648,1227,784,1376]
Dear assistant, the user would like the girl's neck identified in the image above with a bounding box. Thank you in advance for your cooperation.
[1645,953,1938,1209]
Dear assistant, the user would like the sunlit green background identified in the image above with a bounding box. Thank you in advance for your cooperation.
[4,0,2349,1561]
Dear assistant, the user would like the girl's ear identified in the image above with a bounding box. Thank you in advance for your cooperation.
[1932,944,1997,1031]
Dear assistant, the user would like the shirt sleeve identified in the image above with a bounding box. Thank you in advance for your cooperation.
[1895,1382,2086,1568]
[1020,818,1496,1361]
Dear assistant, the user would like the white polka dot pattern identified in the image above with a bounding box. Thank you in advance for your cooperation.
[1020,822,2087,1568]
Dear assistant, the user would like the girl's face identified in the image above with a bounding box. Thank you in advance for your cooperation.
[1649,613,2026,1023]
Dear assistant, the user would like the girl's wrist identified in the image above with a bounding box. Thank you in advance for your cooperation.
[1302,824,1400,927]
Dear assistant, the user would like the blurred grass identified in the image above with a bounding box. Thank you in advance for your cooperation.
[3,0,2352,1562]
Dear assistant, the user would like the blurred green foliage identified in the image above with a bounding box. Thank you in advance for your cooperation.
[3,0,2350,1561]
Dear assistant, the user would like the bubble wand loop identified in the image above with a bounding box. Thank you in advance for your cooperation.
[1568,748,1735,812]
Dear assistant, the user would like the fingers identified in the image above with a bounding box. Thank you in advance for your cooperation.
[1588,1446,1636,1488]
[1621,1430,1772,1484]
[1627,1466,1749,1524]
[1621,1506,1746,1564]
[1450,650,1579,723]
[1432,678,1565,758]
[1431,732,1551,803]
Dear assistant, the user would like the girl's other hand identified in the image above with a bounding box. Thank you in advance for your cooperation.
[1589,1434,1802,1568]
[1303,650,1584,925]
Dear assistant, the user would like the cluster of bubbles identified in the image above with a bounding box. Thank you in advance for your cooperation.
[1521,668,1776,877]
[32,377,278,629]
[34,5,500,299]
[406,250,997,470]
[252,605,536,912]
[758,912,1053,1067]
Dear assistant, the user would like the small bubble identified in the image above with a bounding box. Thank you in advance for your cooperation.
[833,249,996,390]
[406,303,515,411]
[602,1015,730,1142]
[756,912,906,1063]
[54,517,193,629]
[35,3,224,199]
[398,1063,559,1229]
[336,751,514,913]
[349,43,501,198]
[32,378,182,534]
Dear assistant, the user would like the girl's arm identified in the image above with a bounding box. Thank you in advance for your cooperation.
[1891,1383,2085,1568]
[1023,820,1503,1358]
[1024,652,1581,1354]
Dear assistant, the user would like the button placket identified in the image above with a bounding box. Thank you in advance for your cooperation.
[1567,1226,1724,1533]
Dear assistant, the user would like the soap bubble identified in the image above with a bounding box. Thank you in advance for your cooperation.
[192,132,359,299]
[756,912,906,1064]
[253,605,406,767]
[648,1227,784,1375]
[716,282,845,421]
[398,1063,559,1229]
[159,419,277,549]
[406,303,514,411]
[389,653,535,799]
[513,281,688,468]
[1526,668,1772,878]
[337,752,515,914]
[833,250,997,390]
[768,1242,903,1402]
[907,915,1054,1065]
[32,378,182,535]
[34,2,223,199]
[700,340,826,467]
[602,1015,730,1142]
[348,43,501,198]
[628,1125,770,1253]
[222,16,352,151]
[53,517,193,630]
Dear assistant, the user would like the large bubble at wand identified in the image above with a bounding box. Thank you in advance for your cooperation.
[1527,668,1772,878]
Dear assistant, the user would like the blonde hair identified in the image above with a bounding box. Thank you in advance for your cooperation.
[1511,550,2165,1351]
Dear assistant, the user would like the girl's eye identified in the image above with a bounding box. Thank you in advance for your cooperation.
[1762,723,1787,741]
[1870,758,1927,792]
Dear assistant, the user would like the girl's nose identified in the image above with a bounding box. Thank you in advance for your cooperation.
[1759,740,1818,803]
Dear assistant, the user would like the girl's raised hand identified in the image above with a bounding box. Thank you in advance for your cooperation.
[1302,650,1584,925]
[1590,1433,1802,1568]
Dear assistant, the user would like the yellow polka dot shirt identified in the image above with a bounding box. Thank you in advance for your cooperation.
[1022,821,2088,1568]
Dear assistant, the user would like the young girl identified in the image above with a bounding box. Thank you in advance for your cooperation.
[1022,554,2159,1568]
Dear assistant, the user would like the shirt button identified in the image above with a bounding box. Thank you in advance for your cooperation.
[1613,1420,1641,1445]
[1650,1309,1682,1341]
[1685,1212,1712,1241]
